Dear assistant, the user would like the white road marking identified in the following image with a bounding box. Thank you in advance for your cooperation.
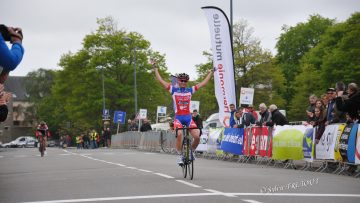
[204,189,236,197]
[242,199,263,203]
[59,154,71,156]
[154,173,174,179]
[103,153,114,155]
[126,166,137,170]
[137,169,152,173]
[176,180,202,188]
[21,192,360,203]
[22,193,219,203]
[144,152,155,155]
[116,164,126,167]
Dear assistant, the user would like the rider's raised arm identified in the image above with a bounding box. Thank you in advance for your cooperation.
[196,69,214,89]
[153,63,170,89]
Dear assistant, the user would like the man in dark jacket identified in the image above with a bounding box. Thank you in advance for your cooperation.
[335,83,360,122]
[234,107,256,128]
[266,104,288,126]
[192,110,203,136]
[257,103,271,126]
[140,118,152,132]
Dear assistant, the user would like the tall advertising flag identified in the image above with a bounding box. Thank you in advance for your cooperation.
[202,6,236,127]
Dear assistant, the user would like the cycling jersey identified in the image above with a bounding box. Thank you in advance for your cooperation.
[36,124,50,138]
[167,84,199,129]
[168,85,199,115]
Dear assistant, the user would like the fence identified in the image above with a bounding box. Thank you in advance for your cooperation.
[111,123,360,178]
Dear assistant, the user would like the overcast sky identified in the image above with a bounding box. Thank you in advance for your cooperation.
[2,0,359,80]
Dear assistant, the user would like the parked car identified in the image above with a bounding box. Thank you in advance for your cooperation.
[47,139,57,147]
[1,136,38,148]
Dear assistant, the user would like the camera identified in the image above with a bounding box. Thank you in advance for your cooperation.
[0,24,23,42]
[0,24,11,41]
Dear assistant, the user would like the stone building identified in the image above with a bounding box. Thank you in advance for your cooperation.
[0,76,35,143]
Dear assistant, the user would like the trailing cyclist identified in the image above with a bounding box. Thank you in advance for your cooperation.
[35,121,51,155]
[152,60,214,165]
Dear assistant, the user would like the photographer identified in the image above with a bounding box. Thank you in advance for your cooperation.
[0,24,24,83]
[335,83,360,122]
[0,24,24,122]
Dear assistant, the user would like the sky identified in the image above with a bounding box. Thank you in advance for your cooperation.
[2,0,359,80]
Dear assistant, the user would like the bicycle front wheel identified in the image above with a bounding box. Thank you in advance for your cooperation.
[182,164,187,178]
[188,160,194,180]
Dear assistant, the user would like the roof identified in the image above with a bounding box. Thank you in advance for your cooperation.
[4,76,29,101]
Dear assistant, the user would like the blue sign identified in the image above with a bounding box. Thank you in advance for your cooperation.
[302,128,314,159]
[220,128,244,155]
[347,123,358,163]
[114,111,126,124]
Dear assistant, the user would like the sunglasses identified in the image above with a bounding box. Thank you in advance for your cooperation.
[179,80,188,83]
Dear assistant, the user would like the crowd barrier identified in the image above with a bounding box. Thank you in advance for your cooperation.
[111,123,360,178]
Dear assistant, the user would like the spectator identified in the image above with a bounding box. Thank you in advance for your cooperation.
[257,103,271,126]
[335,83,360,122]
[311,107,326,144]
[76,135,82,149]
[0,25,24,83]
[326,88,346,124]
[90,129,98,149]
[103,127,111,147]
[0,85,11,122]
[306,94,317,122]
[266,104,288,126]
[128,119,138,131]
[192,109,203,136]
[83,133,90,149]
[234,107,256,128]
[247,104,258,122]
[140,118,152,132]
[229,104,237,128]
[321,94,329,107]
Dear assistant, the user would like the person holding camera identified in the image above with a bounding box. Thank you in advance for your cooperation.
[335,83,360,122]
[0,24,24,84]
[0,24,24,122]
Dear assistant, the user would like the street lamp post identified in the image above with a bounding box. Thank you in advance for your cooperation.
[96,66,106,117]
[124,37,138,115]
[133,49,137,115]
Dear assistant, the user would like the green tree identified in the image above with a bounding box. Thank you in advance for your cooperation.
[289,12,360,120]
[36,16,172,134]
[276,15,335,109]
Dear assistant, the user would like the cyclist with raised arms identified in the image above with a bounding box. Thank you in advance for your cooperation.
[152,60,214,164]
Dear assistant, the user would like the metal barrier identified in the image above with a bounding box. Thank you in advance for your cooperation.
[111,130,175,152]
[111,125,359,178]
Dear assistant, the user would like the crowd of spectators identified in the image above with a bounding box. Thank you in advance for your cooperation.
[61,128,112,149]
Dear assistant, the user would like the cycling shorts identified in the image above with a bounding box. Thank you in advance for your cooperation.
[174,114,197,129]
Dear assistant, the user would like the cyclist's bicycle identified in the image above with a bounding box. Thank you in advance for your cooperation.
[176,125,197,180]
[37,130,47,157]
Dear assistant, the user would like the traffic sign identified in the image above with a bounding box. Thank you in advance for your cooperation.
[139,109,147,119]
[113,111,126,124]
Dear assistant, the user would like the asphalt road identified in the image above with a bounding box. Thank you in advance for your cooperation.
[0,147,359,203]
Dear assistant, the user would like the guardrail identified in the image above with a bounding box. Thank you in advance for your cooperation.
[111,124,360,178]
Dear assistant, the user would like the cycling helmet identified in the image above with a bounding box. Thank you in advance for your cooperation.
[176,73,189,81]
[40,121,46,126]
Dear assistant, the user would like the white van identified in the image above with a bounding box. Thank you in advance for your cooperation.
[203,113,223,130]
